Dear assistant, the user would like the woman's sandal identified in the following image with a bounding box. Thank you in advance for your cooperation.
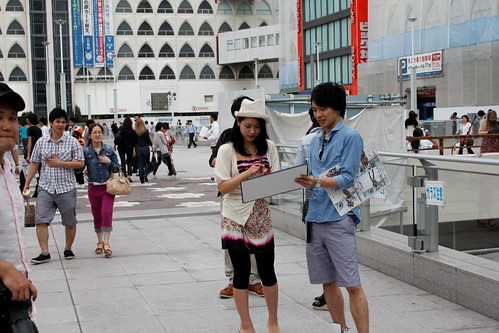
[103,243,113,258]
[95,242,104,255]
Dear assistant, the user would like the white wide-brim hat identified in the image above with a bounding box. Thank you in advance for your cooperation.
[234,99,269,123]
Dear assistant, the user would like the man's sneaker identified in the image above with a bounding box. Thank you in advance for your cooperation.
[248,283,264,297]
[31,253,51,265]
[64,250,75,260]
[331,323,351,333]
[219,284,233,298]
[312,294,328,311]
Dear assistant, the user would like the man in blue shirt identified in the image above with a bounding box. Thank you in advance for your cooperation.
[295,82,369,333]
[186,120,197,148]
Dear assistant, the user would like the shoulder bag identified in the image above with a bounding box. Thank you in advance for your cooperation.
[106,167,131,195]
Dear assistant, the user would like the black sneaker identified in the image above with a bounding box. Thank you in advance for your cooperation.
[31,253,51,265]
[64,250,75,260]
[312,294,328,311]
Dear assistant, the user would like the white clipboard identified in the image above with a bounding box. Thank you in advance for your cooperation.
[240,164,308,203]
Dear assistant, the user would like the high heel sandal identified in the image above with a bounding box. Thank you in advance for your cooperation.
[267,325,280,333]
[95,242,104,255]
[103,243,113,258]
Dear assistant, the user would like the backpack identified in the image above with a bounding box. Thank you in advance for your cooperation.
[114,129,123,145]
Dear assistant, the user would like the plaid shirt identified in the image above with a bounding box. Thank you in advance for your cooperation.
[31,134,84,194]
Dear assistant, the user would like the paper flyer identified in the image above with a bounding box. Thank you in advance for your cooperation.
[321,143,391,216]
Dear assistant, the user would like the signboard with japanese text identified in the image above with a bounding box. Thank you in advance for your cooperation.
[83,0,94,67]
[425,181,444,206]
[350,0,368,95]
[398,51,443,80]
[93,0,105,67]
[104,0,114,67]
[71,0,83,67]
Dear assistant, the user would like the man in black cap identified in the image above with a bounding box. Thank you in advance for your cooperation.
[0,83,39,331]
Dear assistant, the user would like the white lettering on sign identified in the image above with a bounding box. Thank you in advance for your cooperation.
[425,181,444,206]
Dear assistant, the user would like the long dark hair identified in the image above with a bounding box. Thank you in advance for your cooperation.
[306,107,320,135]
[410,128,424,153]
[230,117,268,156]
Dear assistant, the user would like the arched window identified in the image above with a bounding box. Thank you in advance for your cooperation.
[179,44,195,57]
[198,0,213,14]
[200,65,215,79]
[116,0,132,13]
[7,20,24,35]
[237,1,252,15]
[198,22,214,36]
[9,67,27,81]
[178,0,193,14]
[159,43,175,57]
[137,0,153,13]
[239,22,250,30]
[118,66,135,80]
[117,21,133,35]
[158,0,173,13]
[96,67,113,81]
[179,65,195,79]
[256,1,271,15]
[137,22,154,35]
[218,22,232,34]
[199,43,214,57]
[138,44,155,58]
[217,1,233,15]
[178,22,194,35]
[159,66,175,80]
[117,43,134,58]
[260,22,268,27]
[158,21,174,35]
[239,65,254,79]
[6,0,24,11]
[8,44,25,58]
[75,68,92,81]
[219,66,235,79]
[258,64,273,78]
[139,66,155,80]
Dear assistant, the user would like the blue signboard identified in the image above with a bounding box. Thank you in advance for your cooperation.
[71,0,83,67]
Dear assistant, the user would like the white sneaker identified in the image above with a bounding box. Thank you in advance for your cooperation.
[331,323,351,333]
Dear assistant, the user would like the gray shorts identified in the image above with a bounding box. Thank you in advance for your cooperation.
[35,188,78,227]
[306,215,361,288]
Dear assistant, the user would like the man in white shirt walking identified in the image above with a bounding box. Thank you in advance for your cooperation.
[204,113,220,155]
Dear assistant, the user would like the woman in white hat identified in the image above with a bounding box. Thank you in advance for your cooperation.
[215,99,280,333]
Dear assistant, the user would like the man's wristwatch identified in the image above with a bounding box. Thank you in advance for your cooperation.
[314,178,322,188]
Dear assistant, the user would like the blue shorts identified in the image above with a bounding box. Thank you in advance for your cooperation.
[35,189,78,227]
[306,215,361,288]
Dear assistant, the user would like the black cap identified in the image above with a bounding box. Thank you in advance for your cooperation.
[0,83,25,111]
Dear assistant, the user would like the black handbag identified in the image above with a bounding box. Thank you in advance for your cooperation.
[0,281,39,332]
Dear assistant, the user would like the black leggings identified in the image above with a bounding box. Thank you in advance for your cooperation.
[228,249,277,289]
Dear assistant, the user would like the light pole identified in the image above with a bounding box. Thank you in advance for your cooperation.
[112,53,118,123]
[315,41,321,86]
[167,91,176,119]
[408,17,417,113]
[42,41,51,118]
[55,19,66,112]
[254,58,259,89]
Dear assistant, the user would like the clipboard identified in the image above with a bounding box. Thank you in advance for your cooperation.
[240,164,308,203]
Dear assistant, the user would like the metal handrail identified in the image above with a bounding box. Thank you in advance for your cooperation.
[379,151,499,166]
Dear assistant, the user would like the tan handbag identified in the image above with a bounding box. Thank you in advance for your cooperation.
[106,167,131,196]
[24,198,35,227]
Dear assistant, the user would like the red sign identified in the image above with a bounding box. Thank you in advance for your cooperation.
[350,0,368,95]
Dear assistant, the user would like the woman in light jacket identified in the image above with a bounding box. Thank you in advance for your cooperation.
[215,99,280,333]
[84,123,120,257]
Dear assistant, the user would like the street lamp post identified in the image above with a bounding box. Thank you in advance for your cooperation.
[167,91,176,119]
[42,41,51,118]
[408,17,417,113]
[253,58,259,89]
[112,53,118,123]
[55,19,66,112]
[315,41,321,86]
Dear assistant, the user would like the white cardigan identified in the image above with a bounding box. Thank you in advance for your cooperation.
[215,140,280,225]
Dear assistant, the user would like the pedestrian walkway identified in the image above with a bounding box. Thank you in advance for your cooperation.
[24,145,499,332]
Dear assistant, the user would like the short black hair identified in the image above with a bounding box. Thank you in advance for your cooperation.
[27,113,38,125]
[49,108,67,123]
[39,117,47,125]
[210,113,218,121]
[478,110,485,117]
[69,117,77,123]
[86,119,95,126]
[310,82,347,118]
[231,96,254,118]
[155,122,163,132]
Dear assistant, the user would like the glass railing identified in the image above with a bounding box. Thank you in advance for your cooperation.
[274,145,499,262]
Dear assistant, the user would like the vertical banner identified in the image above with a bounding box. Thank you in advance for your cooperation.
[83,0,94,67]
[94,0,105,67]
[278,0,301,93]
[104,0,114,67]
[297,1,304,92]
[350,0,368,95]
[71,0,83,67]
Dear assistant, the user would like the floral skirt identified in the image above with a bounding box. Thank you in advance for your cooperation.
[221,199,274,254]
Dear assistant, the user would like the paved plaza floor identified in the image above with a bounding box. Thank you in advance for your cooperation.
[23,143,499,332]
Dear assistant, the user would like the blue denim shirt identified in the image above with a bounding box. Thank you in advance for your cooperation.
[84,144,120,183]
[306,120,364,224]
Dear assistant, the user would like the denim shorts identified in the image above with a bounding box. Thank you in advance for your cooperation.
[35,188,77,227]
[306,215,361,288]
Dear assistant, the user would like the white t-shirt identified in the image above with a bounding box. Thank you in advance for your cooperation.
[407,140,433,154]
